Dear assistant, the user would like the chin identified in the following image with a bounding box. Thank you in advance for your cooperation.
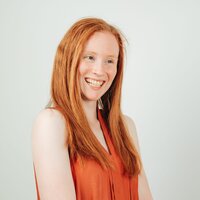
[81,93,103,102]
[83,96,100,101]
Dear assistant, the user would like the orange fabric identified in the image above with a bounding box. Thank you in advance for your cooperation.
[70,109,138,200]
[33,108,138,200]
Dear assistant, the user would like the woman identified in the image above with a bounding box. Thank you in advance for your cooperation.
[32,17,153,200]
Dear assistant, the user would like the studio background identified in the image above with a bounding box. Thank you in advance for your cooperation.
[0,0,199,199]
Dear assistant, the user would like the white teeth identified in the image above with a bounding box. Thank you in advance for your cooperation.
[85,78,104,87]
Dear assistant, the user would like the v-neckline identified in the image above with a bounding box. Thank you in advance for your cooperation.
[97,109,112,156]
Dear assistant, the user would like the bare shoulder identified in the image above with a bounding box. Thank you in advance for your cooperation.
[122,114,137,131]
[32,108,66,132]
[123,115,154,199]
[32,108,67,146]
[122,114,140,153]
[31,108,76,199]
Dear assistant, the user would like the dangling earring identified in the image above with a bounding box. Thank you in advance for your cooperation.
[98,98,104,110]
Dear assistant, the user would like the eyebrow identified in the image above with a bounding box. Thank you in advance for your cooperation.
[83,51,118,59]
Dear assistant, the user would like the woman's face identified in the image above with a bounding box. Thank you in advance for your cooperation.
[78,31,119,102]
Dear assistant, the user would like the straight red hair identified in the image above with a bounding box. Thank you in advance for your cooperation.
[46,17,142,176]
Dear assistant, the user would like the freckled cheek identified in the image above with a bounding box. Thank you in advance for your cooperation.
[78,61,92,75]
[78,64,86,76]
[109,68,117,80]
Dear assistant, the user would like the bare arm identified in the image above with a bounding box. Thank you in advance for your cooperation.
[32,109,76,200]
[123,115,153,200]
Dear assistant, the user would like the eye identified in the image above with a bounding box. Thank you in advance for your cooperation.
[84,55,95,62]
[106,59,114,64]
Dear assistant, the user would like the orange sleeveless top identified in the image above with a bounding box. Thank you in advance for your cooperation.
[70,109,138,200]
[33,108,138,200]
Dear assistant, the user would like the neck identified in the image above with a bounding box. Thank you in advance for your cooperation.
[81,99,99,125]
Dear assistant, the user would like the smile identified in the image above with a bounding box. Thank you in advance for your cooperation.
[85,78,105,87]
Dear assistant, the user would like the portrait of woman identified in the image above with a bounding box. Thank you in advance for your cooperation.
[32,17,153,200]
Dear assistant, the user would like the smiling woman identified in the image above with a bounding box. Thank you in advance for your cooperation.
[32,17,153,200]
[79,31,118,101]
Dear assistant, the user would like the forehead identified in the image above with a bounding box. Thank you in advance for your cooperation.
[83,31,119,57]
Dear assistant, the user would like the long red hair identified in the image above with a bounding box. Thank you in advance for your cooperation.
[46,17,142,176]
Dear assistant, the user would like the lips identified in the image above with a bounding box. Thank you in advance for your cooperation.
[85,78,105,87]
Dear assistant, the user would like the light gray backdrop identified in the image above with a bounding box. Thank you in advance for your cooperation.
[0,0,199,199]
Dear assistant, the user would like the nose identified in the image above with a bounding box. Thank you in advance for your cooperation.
[92,60,104,76]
